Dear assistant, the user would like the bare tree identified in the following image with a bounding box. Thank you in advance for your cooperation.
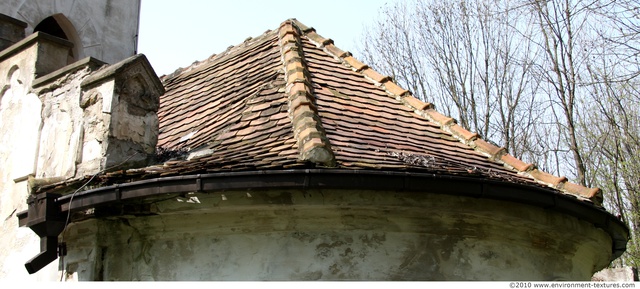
[524,0,597,185]
[578,0,640,267]
[360,0,541,160]
[360,0,640,267]
[581,65,640,266]
[589,0,640,82]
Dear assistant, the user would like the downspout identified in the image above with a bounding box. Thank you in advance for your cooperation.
[21,193,66,274]
[134,0,142,55]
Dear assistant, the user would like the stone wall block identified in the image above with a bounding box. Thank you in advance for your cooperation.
[78,54,164,175]
[0,13,27,51]
[35,67,93,179]
[77,87,107,175]
[1,32,73,97]
[31,32,73,77]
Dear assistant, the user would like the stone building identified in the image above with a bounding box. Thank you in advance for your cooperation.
[0,0,629,281]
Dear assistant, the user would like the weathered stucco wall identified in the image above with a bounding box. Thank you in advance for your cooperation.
[0,4,147,278]
[0,32,73,281]
[78,56,161,174]
[0,0,140,64]
[0,29,161,279]
[61,189,613,281]
[35,67,94,178]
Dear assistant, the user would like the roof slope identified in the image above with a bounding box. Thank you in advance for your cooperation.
[146,19,599,204]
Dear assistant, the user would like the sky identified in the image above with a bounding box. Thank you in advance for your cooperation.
[137,0,390,76]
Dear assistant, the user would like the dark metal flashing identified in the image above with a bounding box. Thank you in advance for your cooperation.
[17,169,629,273]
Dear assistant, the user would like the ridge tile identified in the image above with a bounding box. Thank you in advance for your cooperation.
[404,95,433,111]
[145,18,611,211]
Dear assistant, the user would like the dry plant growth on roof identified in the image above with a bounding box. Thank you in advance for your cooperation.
[360,0,640,267]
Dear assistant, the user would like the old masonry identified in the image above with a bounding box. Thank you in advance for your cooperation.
[0,0,629,281]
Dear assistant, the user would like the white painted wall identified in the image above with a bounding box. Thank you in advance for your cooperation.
[0,34,70,281]
[0,0,141,64]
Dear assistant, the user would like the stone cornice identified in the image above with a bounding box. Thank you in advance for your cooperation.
[0,31,72,63]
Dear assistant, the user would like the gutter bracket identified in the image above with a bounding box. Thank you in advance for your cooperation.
[21,193,66,274]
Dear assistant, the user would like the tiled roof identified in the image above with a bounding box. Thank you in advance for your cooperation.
[105,19,601,205]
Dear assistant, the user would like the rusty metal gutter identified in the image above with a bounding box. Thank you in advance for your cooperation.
[16,169,629,273]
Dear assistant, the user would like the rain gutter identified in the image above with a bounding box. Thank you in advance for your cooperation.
[16,169,629,273]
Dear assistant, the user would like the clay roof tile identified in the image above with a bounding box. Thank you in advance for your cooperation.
[141,18,609,207]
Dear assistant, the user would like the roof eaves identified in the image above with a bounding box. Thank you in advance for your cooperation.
[290,19,603,205]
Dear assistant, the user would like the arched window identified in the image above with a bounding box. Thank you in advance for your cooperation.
[33,16,68,40]
[33,14,81,64]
